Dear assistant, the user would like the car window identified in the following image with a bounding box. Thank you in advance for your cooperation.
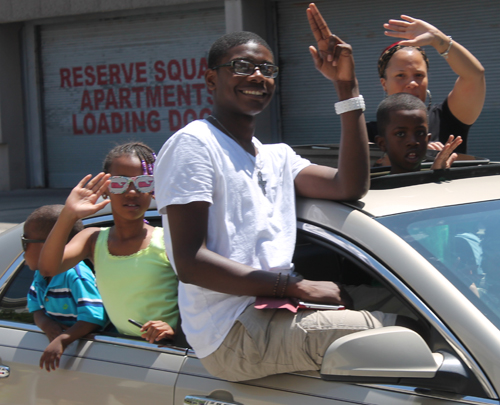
[0,254,190,350]
[378,199,500,331]
[0,261,34,324]
[294,223,489,397]
[293,229,419,319]
[0,210,182,337]
[0,211,169,330]
[293,232,376,285]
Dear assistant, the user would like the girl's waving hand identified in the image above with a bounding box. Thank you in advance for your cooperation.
[65,173,111,220]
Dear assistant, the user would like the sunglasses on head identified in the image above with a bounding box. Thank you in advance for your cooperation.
[21,236,45,251]
[108,175,155,194]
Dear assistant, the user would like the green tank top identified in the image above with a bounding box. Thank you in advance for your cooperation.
[94,226,179,337]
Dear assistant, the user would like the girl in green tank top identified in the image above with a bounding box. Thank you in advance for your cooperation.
[39,142,179,344]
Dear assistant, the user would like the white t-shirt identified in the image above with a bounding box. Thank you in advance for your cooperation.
[155,119,311,358]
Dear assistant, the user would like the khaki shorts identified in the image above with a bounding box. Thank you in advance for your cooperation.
[200,305,396,381]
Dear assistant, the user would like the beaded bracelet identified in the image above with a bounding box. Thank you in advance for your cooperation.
[440,36,453,59]
[279,274,290,299]
[272,273,282,297]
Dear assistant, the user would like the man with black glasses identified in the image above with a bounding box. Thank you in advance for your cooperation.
[155,3,402,382]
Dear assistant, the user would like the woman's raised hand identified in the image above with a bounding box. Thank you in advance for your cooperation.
[65,173,111,219]
[307,3,356,85]
[383,15,443,49]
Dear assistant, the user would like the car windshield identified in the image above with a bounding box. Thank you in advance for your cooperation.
[377,199,500,330]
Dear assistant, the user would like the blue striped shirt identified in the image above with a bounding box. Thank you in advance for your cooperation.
[27,262,108,328]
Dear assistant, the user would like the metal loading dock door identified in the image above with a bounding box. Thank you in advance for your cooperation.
[275,0,498,160]
[40,7,224,188]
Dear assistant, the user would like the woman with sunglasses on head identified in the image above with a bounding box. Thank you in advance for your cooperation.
[38,142,178,345]
[368,14,485,154]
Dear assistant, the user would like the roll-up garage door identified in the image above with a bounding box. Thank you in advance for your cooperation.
[40,6,224,188]
[276,0,500,160]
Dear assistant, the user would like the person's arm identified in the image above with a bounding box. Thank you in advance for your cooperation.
[294,3,369,201]
[38,173,110,277]
[167,201,352,307]
[39,321,99,372]
[33,310,67,342]
[384,15,485,125]
[431,135,462,170]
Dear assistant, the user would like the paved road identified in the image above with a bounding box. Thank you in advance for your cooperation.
[0,189,70,234]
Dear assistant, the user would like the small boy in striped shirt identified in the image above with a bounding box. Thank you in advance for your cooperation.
[24,204,108,372]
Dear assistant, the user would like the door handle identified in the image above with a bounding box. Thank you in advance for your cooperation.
[0,365,10,378]
[184,391,243,405]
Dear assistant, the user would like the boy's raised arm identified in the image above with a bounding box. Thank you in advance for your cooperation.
[294,3,369,201]
[38,173,110,277]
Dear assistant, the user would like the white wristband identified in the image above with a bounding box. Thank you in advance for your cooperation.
[334,95,365,115]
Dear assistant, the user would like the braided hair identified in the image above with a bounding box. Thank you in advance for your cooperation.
[378,41,429,79]
[103,142,156,175]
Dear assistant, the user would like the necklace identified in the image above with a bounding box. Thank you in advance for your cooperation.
[208,115,267,196]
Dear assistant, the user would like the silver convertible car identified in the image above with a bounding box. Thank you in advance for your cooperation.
[2,163,500,404]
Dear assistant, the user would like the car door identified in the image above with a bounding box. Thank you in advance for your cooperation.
[0,248,185,405]
[174,220,496,405]
[175,356,462,405]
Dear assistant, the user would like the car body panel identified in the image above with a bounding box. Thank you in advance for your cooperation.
[0,225,23,281]
[0,324,184,404]
[2,170,500,403]
[355,175,500,217]
[176,355,494,405]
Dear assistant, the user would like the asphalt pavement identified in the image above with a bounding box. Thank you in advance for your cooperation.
[0,188,71,234]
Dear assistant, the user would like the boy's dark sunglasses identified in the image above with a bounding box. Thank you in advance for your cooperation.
[212,59,279,79]
[21,236,45,251]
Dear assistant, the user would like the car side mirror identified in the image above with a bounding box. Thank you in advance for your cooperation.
[321,326,442,380]
[320,326,484,396]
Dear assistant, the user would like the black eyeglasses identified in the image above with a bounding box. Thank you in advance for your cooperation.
[212,59,279,79]
[21,236,45,251]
